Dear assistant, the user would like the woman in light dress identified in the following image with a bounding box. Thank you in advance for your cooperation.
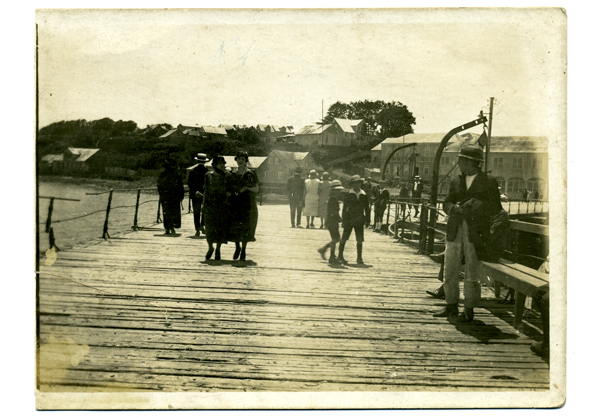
[317,172,331,229]
[303,169,321,228]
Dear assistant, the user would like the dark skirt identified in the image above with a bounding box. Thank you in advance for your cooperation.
[204,205,230,243]
[230,195,258,242]
[162,199,181,230]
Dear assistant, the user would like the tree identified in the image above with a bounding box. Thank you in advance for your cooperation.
[322,100,416,138]
[113,120,138,136]
[375,104,416,139]
[322,101,352,124]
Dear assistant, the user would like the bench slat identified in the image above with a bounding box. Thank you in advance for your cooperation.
[509,220,549,236]
[498,259,549,282]
[480,262,548,297]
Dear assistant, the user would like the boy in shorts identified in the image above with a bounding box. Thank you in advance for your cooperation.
[338,175,371,264]
[317,180,345,264]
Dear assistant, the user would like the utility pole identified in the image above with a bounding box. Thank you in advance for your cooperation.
[321,99,324,146]
[485,97,494,173]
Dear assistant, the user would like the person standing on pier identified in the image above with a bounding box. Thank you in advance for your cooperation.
[399,182,409,218]
[338,175,371,265]
[286,167,305,228]
[373,188,390,232]
[157,156,184,235]
[188,153,209,236]
[231,151,260,261]
[317,179,345,264]
[362,176,373,207]
[203,156,232,260]
[433,145,503,322]
[317,172,331,229]
[411,175,423,217]
[303,169,321,228]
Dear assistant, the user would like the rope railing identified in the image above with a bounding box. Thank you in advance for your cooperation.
[39,187,189,251]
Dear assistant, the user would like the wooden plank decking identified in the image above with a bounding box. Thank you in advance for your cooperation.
[38,204,549,393]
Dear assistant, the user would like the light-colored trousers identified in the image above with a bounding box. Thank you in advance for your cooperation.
[443,219,481,308]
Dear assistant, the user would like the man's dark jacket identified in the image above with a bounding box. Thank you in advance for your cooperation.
[342,191,371,229]
[188,164,208,198]
[286,175,305,201]
[443,171,503,261]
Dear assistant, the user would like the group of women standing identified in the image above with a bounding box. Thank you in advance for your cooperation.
[202,151,259,261]
[302,170,333,229]
[157,151,259,262]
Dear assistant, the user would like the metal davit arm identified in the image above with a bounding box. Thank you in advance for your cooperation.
[381,143,417,182]
[423,116,488,254]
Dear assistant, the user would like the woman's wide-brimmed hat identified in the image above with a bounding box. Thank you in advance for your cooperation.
[194,153,209,162]
[322,171,330,178]
[330,180,344,190]
[349,174,362,184]
[458,145,484,162]
[212,155,226,167]
[235,150,249,161]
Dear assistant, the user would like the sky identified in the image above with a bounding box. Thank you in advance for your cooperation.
[36,8,566,137]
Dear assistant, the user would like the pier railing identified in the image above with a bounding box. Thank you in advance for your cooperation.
[377,197,548,258]
[38,187,190,252]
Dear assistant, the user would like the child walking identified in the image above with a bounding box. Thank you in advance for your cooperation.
[317,180,345,264]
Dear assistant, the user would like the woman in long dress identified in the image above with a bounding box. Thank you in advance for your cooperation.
[230,151,260,261]
[303,169,321,228]
[157,157,184,235]
[317,172,331,229]
[202,156,231,260]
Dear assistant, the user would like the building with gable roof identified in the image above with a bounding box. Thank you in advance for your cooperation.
[259,150,323,187]
[295,118,373,147]
[255,124,295,143]
[380,133,548,199]
[174,124,228,140]
[41,147,102,173]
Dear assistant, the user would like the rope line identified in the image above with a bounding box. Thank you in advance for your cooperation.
[39,199,161,225]
[46,209,107,224]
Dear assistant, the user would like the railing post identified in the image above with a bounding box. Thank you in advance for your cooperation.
[48,227,60,251]
[132,189,141,230]
[426,203,437,254]
[400,199,406,242]
[156,198,162,224]
[419,203,428,254]
[102,190,113,240]
[394,202,399,239]
[386,201,391,228]
[45,197,54,233]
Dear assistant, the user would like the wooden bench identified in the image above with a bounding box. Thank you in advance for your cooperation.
[479,220,549,328]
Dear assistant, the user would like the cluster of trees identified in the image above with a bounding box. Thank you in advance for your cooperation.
[38,98,416,177]
[37,118,270,172]
[322,100,416,139]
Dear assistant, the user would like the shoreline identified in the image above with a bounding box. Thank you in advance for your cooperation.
[38,175,158,192]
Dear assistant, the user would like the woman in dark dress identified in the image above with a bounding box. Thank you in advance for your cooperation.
[202,156,232,260]
[157,157,184,235]
[231,151,259,261]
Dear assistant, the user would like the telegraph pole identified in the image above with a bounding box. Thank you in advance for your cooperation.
[485,97,494,173]
[321,99,324,146]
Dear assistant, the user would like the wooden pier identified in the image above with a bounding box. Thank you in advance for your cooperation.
[38,204,549,393]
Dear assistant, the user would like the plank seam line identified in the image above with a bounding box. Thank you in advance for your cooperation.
[38,270,173,325]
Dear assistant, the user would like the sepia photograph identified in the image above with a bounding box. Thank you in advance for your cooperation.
[32,6,567,410]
